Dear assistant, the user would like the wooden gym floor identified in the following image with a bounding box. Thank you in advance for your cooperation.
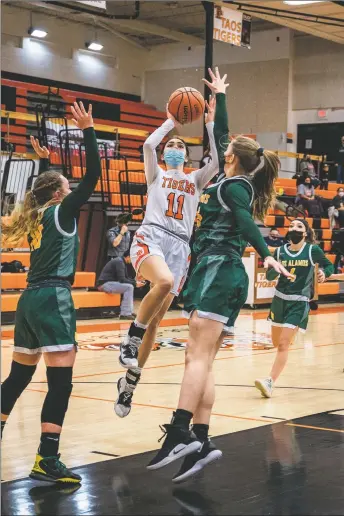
[1,305,344,515]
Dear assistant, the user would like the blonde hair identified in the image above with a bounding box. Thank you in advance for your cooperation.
[2,171,63,247]
[231,136,280,221]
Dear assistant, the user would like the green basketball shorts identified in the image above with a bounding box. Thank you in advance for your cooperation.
[14,286,77,354]
[268,295,309,332]
[183,254,249,331]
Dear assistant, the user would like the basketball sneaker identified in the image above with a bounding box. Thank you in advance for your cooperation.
[119,335,141,368]
[147,424,201,471]
[29,454,82,483]
[255,377,274,398]
[115,377,133,418]
[172,438,222,484]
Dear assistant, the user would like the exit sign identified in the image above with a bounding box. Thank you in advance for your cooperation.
[317,109,328,120]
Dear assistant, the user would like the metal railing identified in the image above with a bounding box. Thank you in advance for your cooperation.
[1,157,36,215]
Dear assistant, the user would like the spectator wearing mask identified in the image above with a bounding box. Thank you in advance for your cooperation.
[335,136,344,184]
[264,228,285,248]
[296,176,323,216]
[332,187,344,228]
[97,253,144,320]
[107,213,131,260]
[299,154,320,188]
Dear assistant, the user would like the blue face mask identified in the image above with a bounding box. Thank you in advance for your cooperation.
[164,148,185,168]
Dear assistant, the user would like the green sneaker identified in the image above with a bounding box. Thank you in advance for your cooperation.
[29,454,81,484]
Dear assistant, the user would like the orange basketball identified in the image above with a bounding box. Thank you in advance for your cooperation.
[168,87,205,125]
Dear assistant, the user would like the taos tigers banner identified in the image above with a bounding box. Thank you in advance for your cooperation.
[214,5,251,48]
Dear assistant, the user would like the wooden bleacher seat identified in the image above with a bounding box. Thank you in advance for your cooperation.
[1,252,30,267]
[1,272,96,290]
[318,282,340,295]
[1,291,120,312]
[326,254,336,264]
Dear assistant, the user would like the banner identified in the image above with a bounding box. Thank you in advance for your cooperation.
[214,5,251,48]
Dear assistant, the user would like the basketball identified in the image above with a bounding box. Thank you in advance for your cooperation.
[168,87,205,124]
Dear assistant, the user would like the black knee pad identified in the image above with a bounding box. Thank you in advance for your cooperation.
[41,367,73,427]
[1,361,37,415]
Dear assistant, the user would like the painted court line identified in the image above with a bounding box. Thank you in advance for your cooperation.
[286,423,344,434]
[72,341,344,380]
[25,388,275,424]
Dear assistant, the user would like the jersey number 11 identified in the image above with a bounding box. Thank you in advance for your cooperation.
[165,193,185,220]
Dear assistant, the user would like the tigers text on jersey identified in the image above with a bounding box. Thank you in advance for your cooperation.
[143,168,201,240]
[141,119,218,241]
[28,205,79,284]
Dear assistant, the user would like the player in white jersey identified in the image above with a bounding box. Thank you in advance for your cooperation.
[115,90,220,418]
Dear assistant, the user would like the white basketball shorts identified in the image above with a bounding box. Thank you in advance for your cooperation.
[130,224,191,296]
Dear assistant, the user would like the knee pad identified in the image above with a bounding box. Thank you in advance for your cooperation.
[41,367,73,427]
[1,361,37,415]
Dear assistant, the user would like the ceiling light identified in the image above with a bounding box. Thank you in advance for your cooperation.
[86,41,103,51]
[28,28,47,38]
[283,1,325,5]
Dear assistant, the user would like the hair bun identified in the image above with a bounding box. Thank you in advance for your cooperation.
[257,147,264,157]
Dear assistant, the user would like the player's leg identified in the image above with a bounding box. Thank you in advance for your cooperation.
[269,325,298,382]
[115,292,174,418]
[1,352,41,438]
[119,254,174,369]
[172,334,224,484]
[147,312,223,471]
[29,287,81,484]
[1,292,41,437]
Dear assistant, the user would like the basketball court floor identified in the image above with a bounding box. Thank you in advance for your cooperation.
[1,305,344,515]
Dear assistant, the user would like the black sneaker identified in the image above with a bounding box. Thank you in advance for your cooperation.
[146,424,201,471]
[29,454,82,484]
[114,377,133,418]
[119,335,141,368]
[172,439,222,484]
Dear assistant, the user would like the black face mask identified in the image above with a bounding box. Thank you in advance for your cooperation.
[287,230,305,244]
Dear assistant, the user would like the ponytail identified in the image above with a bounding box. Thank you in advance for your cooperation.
[251,150,279,221]
[231,136,280,221]
[2,171,62,247]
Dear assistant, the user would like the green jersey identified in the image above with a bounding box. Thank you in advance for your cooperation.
[27,205,79,284]
[267,243,334,301]
[194,177,270,260]
[27,127,101,285]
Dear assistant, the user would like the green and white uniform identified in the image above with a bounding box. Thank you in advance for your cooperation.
[14,127,101,354]
[183,93,271,330]
[266,243,333,331]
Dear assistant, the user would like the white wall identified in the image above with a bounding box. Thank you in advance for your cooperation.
[144,28,290,71]
[1,5,147,96]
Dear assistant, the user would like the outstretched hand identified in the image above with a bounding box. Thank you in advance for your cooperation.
[30,136,49,159]
[264,256,295,280]
[70,101,93,130]
[202,67,229,95]
[205,95,216,124]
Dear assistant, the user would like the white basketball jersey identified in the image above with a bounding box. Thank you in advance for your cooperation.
[143,167,201,240]
[141,118,218,241]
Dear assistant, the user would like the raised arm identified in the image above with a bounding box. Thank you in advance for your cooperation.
[203,67,229,177]
[143,118,175,186]
[194,118,219,190]
[59,102,101,225]
[266,248,280,280]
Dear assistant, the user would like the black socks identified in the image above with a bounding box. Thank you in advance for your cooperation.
[192,424,209,441]
[128,322,146,340]
[38,433,60,457]
[172,409,193,431]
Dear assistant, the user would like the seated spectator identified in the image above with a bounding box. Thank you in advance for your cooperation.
[97,253,143,320]
[264,228,285,248]
[332,187,344,228]
[106,214,131,260]
[296,176,323,216]
[299,154,320,188]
